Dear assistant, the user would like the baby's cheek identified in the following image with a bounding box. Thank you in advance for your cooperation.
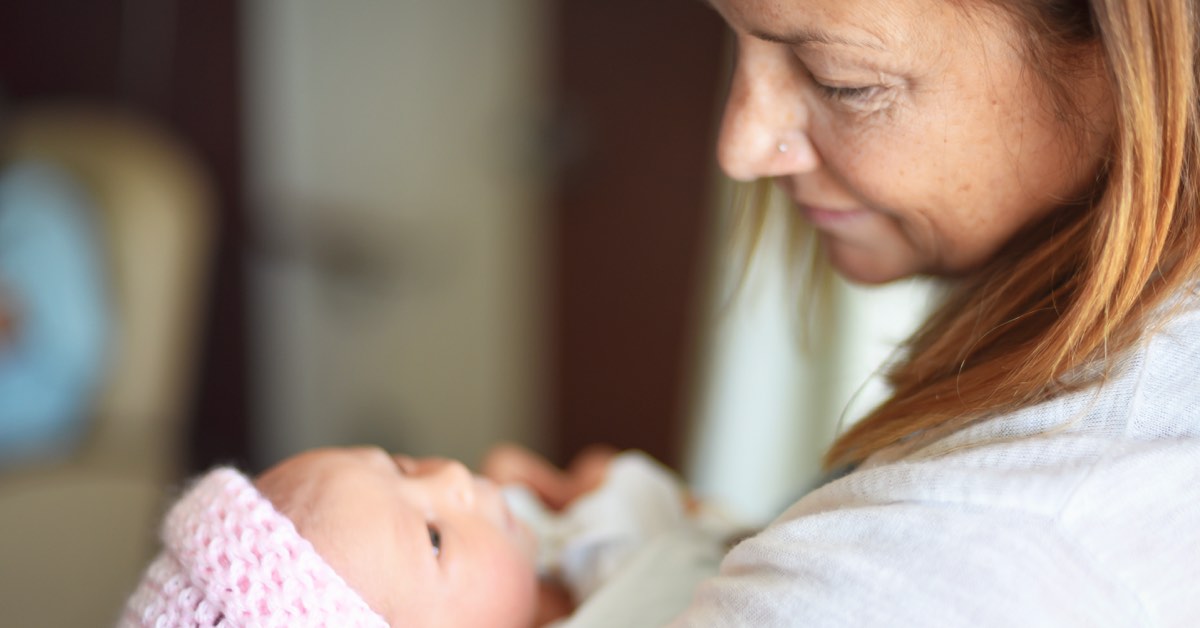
[307,523,405,622]
[481,545,540,628]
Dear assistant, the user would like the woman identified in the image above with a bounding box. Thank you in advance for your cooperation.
[498,0,1200,625]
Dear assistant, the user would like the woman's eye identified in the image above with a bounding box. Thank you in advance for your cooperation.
[787,50,884,106]
[427,524,442,558]
[814,82,879,103]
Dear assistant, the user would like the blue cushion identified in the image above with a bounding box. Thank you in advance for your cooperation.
[0,161,111,464]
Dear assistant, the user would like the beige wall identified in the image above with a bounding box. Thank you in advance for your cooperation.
[243,0,550,466]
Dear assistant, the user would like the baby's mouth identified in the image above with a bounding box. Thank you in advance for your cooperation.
[500,498,539,562]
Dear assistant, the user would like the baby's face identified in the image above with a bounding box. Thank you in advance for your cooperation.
[255,447,539,627]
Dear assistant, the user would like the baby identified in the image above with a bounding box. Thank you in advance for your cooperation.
[121,445,731,627]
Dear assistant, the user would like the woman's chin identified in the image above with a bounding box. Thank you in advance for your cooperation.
[823,241,917,285]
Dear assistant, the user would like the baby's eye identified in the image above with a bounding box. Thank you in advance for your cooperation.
[427,524,442,558]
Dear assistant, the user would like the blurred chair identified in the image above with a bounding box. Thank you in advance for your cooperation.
[0,106,212,627]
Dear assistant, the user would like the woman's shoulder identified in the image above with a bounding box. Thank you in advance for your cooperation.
[673,296,1200,627]
[681,449,1165,627]
[750,434,1200,626]
[1130,286,1200,432]
[905,287,1200,456]
[775,292,1200,539]
[715,421,1200,626]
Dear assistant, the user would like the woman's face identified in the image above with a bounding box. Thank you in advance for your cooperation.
[710,0,1113,283]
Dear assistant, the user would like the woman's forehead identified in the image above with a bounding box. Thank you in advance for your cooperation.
[713,0,955,51]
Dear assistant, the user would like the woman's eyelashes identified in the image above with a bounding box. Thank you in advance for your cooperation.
[813,82,881,103]
[427,524,442,558]
[785,49,890,107]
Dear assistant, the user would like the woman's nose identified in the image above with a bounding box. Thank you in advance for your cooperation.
[717,41,819,181]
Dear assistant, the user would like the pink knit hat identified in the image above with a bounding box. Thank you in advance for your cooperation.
[120,467,389,627]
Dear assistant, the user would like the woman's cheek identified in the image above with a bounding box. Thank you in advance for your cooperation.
[831,144,910,214]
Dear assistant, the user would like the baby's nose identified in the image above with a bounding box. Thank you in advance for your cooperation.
[425,458,476,505]
[392,454,418,475]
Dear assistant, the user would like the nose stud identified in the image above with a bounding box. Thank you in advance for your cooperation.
[778,142,789,153]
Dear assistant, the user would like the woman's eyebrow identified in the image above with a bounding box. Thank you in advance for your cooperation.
[750,26,886,51]
[692,0,888,51]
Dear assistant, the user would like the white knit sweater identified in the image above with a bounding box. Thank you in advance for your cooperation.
[670,298,1200,627]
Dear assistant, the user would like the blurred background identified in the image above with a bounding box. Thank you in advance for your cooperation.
[0,0,930,625]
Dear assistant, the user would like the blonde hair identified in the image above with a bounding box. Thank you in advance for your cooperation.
[741,0,1200,470]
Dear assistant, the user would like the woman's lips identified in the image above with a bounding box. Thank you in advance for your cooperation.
[797,204,870,228]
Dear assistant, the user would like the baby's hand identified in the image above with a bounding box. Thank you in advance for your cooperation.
[482,443,618,511]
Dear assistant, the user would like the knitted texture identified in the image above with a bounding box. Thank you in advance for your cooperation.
[120,467,389,627]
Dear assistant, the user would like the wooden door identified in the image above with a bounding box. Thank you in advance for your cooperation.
[549,0,727,469]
